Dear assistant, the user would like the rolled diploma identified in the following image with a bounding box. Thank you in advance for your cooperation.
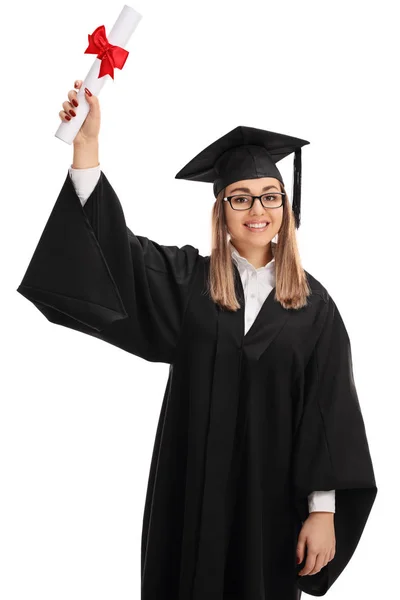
[55,4,142,145]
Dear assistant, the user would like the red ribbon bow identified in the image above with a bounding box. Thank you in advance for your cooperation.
[84,25,129,80]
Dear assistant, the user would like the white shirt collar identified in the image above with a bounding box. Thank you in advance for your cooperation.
[229,240,276,271]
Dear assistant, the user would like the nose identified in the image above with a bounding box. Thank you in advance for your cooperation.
[250,197,266,215]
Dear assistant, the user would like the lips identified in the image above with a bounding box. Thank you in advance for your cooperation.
[243,222,270,232]
[244,221,270,225]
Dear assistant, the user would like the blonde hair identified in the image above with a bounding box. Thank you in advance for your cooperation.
[208,181,312,311]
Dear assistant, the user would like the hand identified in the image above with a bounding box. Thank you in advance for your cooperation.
[58,79,101,146]
[296,512,336,576]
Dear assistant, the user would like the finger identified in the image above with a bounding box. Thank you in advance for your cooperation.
[68,88,79,108]
[296,538,306,564]
[62,100,77,118]
[299,551,317,576]
[308,553,326,576]
[74,80,83,90]
[59,109,72,122]
[83,88,100,115]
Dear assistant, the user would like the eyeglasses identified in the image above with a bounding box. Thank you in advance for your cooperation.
[223,193,285,211]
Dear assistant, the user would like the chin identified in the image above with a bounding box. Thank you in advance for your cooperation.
[242,231,273,243]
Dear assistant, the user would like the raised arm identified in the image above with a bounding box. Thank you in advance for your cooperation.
[17,80,200,364]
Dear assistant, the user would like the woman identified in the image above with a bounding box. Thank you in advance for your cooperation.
[17,80,377,600]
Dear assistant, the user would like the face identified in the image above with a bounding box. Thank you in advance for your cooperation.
[223,177,284,249]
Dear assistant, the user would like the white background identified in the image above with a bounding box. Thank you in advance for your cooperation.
[2,0,397,598]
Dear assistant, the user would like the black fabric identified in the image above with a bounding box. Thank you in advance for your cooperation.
[291,293,378,595]
[17,170,377,599]
[17,171,199,363]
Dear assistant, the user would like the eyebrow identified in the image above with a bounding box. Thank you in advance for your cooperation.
[228,185,280,194]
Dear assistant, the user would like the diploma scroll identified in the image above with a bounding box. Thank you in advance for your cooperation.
[55,4,142,145]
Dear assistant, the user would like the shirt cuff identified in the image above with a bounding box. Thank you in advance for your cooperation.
[308,490,336,513]
[68,163,101,207]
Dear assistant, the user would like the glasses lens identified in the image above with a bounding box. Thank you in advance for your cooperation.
[230,195,253,210]
[261,193,282,208]
[230,194,282,210]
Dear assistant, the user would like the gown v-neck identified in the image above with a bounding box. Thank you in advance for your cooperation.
[232,261,277,341]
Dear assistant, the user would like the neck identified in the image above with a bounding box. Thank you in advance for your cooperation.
[231,240,274,269]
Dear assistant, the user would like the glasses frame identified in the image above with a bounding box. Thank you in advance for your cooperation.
[223,192,286,211]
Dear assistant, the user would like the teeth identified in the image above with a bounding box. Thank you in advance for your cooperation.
[245,222,268,228]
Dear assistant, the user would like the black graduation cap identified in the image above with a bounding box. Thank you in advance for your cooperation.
[175,125,310,229]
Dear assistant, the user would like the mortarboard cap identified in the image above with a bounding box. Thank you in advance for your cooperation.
[175,125,310,229]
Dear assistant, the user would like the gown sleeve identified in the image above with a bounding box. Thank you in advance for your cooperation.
[16,170,200,364]
[292,293,377,596]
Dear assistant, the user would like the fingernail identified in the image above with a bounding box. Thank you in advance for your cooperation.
[85,87,92,96]
[297,557,301,564]
[69,109,76,117]
[72,99,78,107]
[65,115,71,121]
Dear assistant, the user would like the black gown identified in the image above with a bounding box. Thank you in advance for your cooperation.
[17,170,377,600]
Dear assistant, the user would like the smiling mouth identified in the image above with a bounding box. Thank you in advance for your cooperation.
[244,222,270,231]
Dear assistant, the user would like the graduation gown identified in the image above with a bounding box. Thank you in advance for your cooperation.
[17,171,377,599]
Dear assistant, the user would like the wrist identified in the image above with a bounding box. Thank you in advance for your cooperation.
[73,137,99,148]
[72,140,99,169]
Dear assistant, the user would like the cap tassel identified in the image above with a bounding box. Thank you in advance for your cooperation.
[292,148,302,229]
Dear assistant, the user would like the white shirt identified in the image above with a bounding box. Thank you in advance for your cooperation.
[68,163,336,514]
[230,240,277,335]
